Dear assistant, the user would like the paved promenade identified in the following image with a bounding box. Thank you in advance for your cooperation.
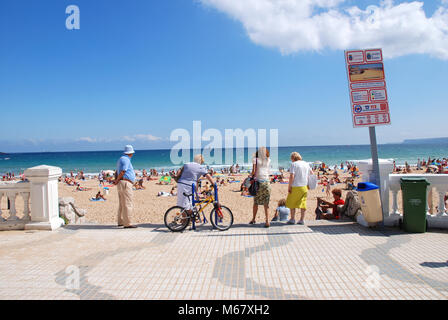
[0,220,447,300]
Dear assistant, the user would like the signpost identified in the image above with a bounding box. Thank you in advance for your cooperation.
[345,48,391,223]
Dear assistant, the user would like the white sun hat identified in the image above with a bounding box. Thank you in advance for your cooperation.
[123,145,135,154]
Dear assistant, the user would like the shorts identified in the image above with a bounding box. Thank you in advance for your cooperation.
[177,183,193,210]
[286,186,308,209]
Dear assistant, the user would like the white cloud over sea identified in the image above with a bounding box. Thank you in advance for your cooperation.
[198,0,448,59]
[77,134,163,144]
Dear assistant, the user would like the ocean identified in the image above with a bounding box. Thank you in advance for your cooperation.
[1,143,448,175]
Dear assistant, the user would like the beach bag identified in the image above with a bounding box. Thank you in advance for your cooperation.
[248,158,259,196]
[308,174,318,190]
[173,166,184,183]
[248,178,259,196]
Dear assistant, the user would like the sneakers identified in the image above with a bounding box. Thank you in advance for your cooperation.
[287,219,296,225]
[297,220,304,225]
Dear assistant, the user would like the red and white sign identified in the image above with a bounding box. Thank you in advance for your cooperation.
[345,48,391,128]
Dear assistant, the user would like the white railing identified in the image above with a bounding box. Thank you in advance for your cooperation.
[0,165,64,231]
[0,181,31,223]
[385,174,448,228]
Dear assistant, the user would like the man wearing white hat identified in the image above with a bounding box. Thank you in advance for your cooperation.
[114,145,137,228]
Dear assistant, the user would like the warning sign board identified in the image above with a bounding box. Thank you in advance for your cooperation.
[345,49,391,128]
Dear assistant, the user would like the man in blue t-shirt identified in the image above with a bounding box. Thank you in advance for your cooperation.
[114,145,137,228]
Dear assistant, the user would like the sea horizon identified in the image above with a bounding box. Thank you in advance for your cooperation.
[1,143,447,175]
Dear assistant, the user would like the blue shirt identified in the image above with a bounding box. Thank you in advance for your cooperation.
[276,206,290,221]
[116,155,135,183]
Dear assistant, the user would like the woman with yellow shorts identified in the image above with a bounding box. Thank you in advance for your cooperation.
[285,152,313,225]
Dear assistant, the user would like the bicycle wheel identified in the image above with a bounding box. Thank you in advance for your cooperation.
[164,206,190,232]
[210,205,233,231]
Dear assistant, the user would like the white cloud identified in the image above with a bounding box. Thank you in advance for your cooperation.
[78,137,97,143]
[133,134,163,141]
[199,0,448,59]
[120,134,163,142]
[77,134,163,144]
[121,136,135,142]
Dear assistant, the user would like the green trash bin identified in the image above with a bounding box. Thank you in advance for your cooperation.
[400,178,430,233]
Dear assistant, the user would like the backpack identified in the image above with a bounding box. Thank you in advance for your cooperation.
[340,190,361,219]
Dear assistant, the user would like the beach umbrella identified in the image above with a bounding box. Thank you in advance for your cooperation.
[159,175,171,183]
[428,165,438,169]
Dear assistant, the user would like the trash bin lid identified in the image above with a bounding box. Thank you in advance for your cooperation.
[400,177,430,185]
[356,182,379,191]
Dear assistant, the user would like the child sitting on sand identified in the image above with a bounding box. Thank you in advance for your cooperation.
[95,191,106,200]
[134,178,145,190]
[240,177,251,196]
[271,199,290,222]
[202,182,211,195]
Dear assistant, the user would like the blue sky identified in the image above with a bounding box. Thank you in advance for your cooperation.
[1,0,448,152]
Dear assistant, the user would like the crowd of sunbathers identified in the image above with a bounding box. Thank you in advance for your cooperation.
[393,157,448,174]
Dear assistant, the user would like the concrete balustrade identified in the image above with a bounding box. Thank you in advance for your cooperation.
[0,165,63,231]
[0,181,31,229]
[386,174,448,229]
[355,160,448,229]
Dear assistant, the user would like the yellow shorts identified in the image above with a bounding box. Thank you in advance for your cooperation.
[286,186,308,209]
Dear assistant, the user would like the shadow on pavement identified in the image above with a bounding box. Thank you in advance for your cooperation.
[420,261,448,268]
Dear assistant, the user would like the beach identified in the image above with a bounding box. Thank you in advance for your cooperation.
[56,173,351,225]
[1,164,445,226]
[53,167,439,226]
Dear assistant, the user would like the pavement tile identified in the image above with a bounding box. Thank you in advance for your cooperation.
[0,222,447,300]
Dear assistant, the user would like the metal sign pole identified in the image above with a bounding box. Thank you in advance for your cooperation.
[369,126,384,224]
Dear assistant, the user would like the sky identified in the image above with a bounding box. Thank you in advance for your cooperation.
[1,0,448,152]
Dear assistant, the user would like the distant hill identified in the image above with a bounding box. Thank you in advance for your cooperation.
[0,152,7,155]
[403,137,448,144]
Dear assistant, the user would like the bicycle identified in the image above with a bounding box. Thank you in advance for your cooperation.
[164,183,233,232]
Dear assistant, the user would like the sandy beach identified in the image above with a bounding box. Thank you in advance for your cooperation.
[50,167,441,226]
[56,174,347,225]
[1,166,444,226]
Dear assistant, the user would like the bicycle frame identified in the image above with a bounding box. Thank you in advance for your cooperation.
[190,183,219,230]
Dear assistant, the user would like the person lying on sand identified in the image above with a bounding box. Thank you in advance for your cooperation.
[76,184,91,191]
